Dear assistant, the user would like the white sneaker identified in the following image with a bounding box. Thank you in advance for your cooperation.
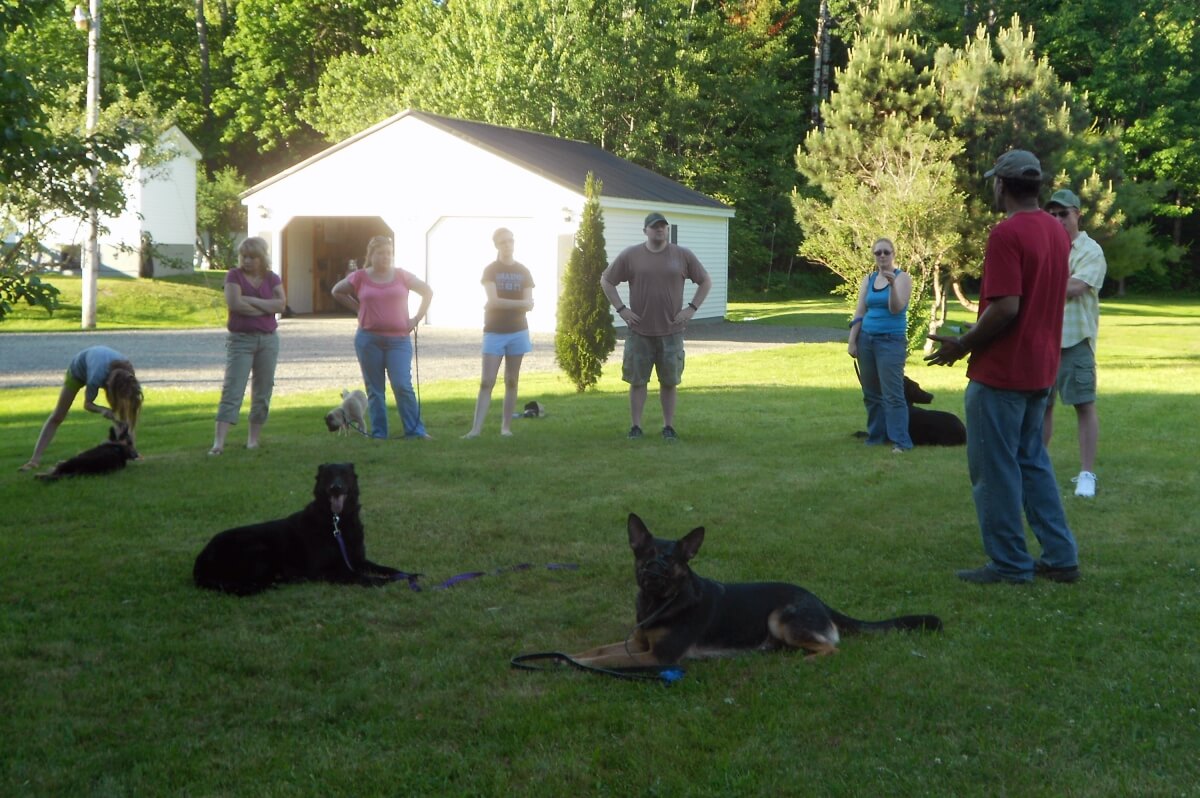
[1072,471,1097,498]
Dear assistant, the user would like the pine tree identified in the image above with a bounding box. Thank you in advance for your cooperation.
[794,0,957,351]
[555,173,615,392]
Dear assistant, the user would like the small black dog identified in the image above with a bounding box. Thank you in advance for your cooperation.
[36,424,138,481]
[193,463,402,596]
[571,514,942,667]
[904,377,967,446]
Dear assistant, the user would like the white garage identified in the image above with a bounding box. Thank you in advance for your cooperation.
[242,110,734,331]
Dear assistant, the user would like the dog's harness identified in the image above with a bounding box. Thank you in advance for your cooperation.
[331,514,423,591]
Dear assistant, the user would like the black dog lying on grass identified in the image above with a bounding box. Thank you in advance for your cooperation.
[193,462,404,596]
[35,424,138,481]
[854,377,967,446]
[903,377,967,446]
[570,514,942,668]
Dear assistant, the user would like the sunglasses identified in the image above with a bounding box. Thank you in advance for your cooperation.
[1048,209,1072,219]
[873,249,893,256]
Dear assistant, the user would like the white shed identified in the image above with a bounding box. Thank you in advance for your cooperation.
[43,125,199,277]
[241,109,734,331]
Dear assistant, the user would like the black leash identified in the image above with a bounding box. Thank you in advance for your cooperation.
[331,517,578,593]
[412,326,422,423]
[431,562,578,590]
[510,652,685,685]
[511,591,689,685]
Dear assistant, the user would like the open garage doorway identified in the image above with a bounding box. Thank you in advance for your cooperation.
[282,216,392,314]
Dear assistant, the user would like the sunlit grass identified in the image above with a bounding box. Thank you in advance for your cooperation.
[1,295,1198,794]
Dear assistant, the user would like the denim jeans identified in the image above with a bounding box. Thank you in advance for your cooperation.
[965,380,1078,579]
[354,329,426,438]
[858,331,912,449]
[216,331,279,425]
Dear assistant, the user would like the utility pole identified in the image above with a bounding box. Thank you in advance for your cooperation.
[75,0,102,329]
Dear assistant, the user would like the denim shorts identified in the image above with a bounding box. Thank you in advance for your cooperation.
[482,330,533,357]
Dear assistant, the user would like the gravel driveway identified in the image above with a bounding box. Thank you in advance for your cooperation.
[0,318,841,395]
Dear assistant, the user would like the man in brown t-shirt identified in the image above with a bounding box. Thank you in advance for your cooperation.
[601,212,712,441]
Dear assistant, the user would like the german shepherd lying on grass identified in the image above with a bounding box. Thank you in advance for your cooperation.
[35,424,138,481]
[571,514,942,668]
[193,463,403,596]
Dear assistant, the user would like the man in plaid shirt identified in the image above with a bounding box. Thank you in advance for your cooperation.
[1042,189,1107,498]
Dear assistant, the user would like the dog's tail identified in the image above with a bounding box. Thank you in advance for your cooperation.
[831,610,943,635]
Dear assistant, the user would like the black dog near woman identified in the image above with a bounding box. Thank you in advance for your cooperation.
[35,424,139,481]
[193,462,404,596]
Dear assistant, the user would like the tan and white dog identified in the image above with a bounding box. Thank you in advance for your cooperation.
[325,389,368,436]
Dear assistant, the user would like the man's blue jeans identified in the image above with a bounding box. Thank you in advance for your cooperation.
[354,329,426,439]
[965,380,1078,579]
[858,331,912,449]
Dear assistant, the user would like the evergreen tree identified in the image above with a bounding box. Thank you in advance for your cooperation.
[555,173,615,392]
[794,0,957,350]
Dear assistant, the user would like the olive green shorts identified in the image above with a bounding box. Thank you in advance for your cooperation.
[622,332,685,387]
[1049,339,1097,407]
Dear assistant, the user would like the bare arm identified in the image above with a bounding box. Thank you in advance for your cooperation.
[886,270,913,315]
[331,276,359,312]
[82,393,114,419]
[1065,276,1092,299]
[847,275,870,357]
[601,275,638,324]
[925,295,1020,366]
[408,276,433,330]
[673,269,714,324]
[225,278,286,317]
[483,282,534,311]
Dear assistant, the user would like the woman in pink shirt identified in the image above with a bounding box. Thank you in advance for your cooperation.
[331,235,433,439]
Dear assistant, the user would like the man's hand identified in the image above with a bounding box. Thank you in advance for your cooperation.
[617,307,641,325]
[671,305,696,325]
[924,335,968,366]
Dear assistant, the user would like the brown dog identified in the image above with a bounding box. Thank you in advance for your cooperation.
[325,389,367,436]
[571,514,942,667]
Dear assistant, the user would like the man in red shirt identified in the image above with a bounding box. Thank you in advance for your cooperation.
[926,150,1080,584]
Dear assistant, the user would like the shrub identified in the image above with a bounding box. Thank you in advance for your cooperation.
[554,173,616,392]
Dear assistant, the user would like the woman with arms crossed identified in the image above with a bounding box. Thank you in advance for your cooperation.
[209,236,286,454]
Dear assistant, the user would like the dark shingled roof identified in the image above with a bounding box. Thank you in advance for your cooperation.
[246,109,729,211]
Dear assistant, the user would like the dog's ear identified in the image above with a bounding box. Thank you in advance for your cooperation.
[628,513,655,554]
[678,527,706,561]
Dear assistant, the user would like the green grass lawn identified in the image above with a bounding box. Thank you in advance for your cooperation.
[2,297,1198,795]
[3,272,230,331]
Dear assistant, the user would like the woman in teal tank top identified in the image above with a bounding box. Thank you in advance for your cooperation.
[847,238,914,452]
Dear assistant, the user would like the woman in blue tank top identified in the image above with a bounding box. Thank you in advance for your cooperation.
[847,238,914,452]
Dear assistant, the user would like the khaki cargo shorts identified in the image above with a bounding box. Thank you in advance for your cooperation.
[622,331,685,387]
[1049,339,1097,407]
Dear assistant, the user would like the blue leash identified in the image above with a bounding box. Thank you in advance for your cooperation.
[331,515,578,593]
